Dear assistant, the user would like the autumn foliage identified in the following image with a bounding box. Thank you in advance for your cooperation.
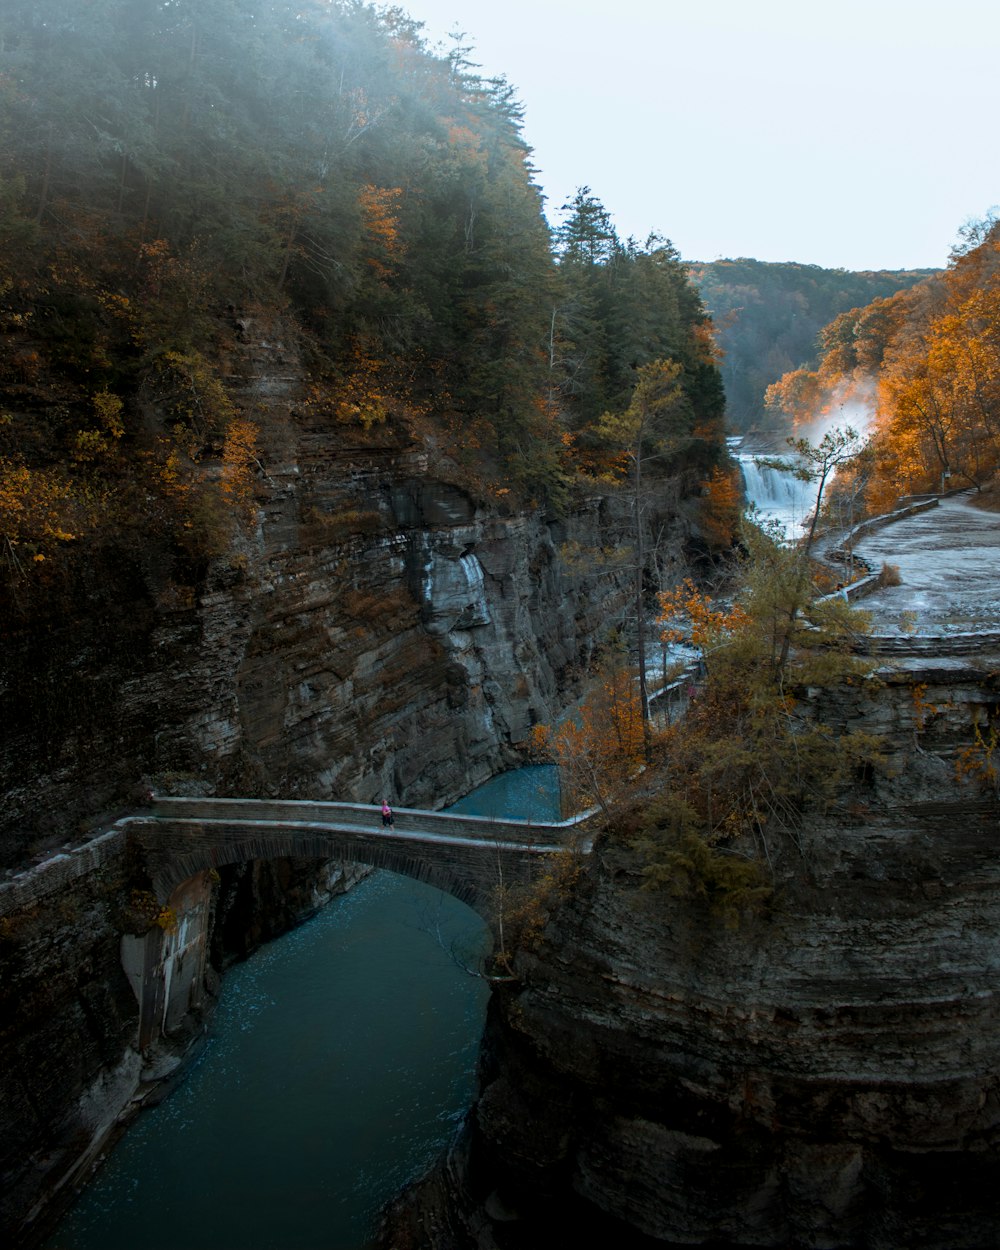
[765,216,1000,510]
[0,0,726,600]
[698,465,743,550]
[530,658,647,818]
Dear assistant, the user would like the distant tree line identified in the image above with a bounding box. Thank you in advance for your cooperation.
[689,258,933,431]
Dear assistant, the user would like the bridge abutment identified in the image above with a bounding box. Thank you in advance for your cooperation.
[121,872,214,1051]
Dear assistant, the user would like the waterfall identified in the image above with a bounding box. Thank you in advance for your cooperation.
[738,454,815,537]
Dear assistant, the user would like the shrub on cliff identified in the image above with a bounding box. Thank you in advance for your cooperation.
[634,522,883,918]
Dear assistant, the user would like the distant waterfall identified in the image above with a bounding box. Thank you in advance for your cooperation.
[738,454,815,536]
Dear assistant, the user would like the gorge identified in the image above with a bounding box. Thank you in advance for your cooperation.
[3,4,1000,1248]
[0,324,660,1244]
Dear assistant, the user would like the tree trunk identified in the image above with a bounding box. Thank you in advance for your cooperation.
[634,453,652,762]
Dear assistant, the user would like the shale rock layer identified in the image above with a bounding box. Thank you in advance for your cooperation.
[383,666,1000,1249]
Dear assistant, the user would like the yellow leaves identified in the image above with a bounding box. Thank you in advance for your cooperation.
[93,390,124,438]
[658,578,750,650]
[128,891,178,934]
[158,350,236,437]
[0,457,79,562]
[327,340,400,429]
[73,389,126,462]
[220,416,259,522]
[73,429,109,462]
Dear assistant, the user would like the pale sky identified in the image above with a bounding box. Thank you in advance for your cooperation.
[400,0,999,272]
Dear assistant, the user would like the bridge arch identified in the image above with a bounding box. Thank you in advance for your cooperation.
[125,801,572,922]
[152,830,502,917]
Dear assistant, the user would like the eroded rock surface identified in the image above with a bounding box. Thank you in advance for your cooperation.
[1,316,667,1245]
[382,666,1000,1249]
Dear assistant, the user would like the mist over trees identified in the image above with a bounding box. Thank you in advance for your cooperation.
[0,0,725,592]
[765,216,1000,511]
[688,258,933,431]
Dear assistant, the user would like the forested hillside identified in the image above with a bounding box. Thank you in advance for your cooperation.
[689,258,931,430]
[0,0,724,601]
[765,216,1000,511]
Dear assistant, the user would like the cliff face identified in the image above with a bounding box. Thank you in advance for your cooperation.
[2,314,647,867]
[2,315,688,1245]
[385,663,1000,1250]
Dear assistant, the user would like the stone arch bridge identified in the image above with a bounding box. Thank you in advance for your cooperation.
[134,794,594,915]
[117,795,594,1050]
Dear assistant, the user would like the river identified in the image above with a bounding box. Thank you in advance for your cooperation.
[46,765,561,1250]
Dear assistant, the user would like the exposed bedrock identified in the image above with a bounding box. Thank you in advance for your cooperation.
[1,320,667,1245]
[382,668,1000,1249]
[1,314,653,866]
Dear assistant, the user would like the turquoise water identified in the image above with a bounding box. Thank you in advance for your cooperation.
[46,766,560,1250]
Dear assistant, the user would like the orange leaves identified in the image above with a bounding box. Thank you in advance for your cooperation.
[764,367,825,425]
[690,318,722,365]
[698,465,742,551]
[658,578,749,650]
[532,663,647,816]
[955,721,999,794]
[769,219,1000,505]
[220,417,259,522]
[358,184,404,279]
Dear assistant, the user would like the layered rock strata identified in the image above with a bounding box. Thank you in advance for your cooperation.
[2,317,675,1245]
[382,662,1000,1249]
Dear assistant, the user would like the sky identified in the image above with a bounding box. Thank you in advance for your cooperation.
[399,0,999,272]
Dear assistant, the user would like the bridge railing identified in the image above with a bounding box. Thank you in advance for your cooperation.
[149,795,598,849]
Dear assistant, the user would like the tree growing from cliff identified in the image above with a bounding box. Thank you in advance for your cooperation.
[637,522,881,921]
[530,649,648,820]
[752,425,865,679]
[596,359,693,755]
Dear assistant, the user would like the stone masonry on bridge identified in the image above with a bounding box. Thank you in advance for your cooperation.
[136,795,594,912]
[0,796,594,1056]
[123,795,593,1052]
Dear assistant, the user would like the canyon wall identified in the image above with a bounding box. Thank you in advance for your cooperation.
[2,315,688,1245]
[383,661,1000,1249]
[1,315,651,867]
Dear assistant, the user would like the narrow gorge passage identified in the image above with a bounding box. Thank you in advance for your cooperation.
[46,767,560,1250]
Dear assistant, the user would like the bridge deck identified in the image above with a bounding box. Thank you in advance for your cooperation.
[133,797,598,910]
[148,796,596,851]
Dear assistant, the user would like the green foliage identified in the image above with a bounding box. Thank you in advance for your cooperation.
[635,799,772,928]
[689,258,934,431]
[551,190,724,470]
